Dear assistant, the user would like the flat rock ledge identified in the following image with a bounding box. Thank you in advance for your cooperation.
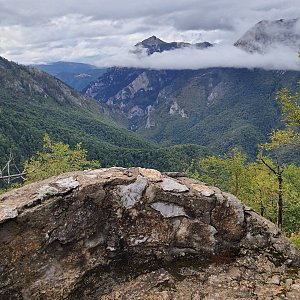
[0,167,300,299]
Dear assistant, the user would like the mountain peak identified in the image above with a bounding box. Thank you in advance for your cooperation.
[135,36,212,55]
[140,36,166,46]
[234,17,300,53]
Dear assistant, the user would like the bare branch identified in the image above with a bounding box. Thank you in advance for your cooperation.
[261,158,277,175]
[0,150,27,183]
[0,172,27,180]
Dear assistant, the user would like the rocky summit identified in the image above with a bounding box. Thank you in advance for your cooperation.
[1,167,300,299]
[134,36,212,55]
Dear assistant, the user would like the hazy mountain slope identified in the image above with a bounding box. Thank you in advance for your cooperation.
[234,18,300,53]
[32,61,96,75]
[33,61,106,91]
[0,56,208,172]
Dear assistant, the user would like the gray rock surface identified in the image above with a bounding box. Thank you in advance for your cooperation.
[0,167,299,299]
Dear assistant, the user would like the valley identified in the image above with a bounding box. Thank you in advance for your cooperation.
[0,56,208,174]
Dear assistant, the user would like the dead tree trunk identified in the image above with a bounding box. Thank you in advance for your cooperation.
[261,158,284,230]
[277,172,283,230]
[0,150,26,183]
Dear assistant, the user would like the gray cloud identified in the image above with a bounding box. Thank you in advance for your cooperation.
[0,0,299,67]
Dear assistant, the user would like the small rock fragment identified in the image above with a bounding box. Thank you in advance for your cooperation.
[151,202,188,218]
[119,176,148,208]
[37,185,59,200]
[0,207,18,223]
[138,168,162,181]
[55,177,79,190]
[191,184,215,197]
[159,178,189,192]
[268,275,280,285]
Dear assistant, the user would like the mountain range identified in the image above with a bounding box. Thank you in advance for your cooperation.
[4,17,299,173]
[33,61,106,91]
[0,56,208,174]
[135,35,213,55]
[84,67,300,158]
[81,18,300,159]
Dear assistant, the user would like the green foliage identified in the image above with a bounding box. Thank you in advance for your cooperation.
[0,182,23,195]
[241,158,277,220]
[264,86,300,150]
[188,149,300,234]
[258,80,300,231]
[290,232,300,249]
[188,148,248,196]
[24,134,100,183]
[278,87,300,128]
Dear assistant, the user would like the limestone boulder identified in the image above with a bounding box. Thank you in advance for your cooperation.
[0,167,299,299]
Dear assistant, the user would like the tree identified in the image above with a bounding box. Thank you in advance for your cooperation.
[243,159,277,218]
[24,134,100,183]
[187,149,300,233]
[261,77,300,229]
[264,86,300,150]
[259,154,284,229]
[189,148,247,197]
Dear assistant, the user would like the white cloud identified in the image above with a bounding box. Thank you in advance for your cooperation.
[0,0,299,67]
[94,45,300,71]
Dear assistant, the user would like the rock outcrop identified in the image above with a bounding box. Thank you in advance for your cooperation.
[0,167,300,299]
[134,36,212,55]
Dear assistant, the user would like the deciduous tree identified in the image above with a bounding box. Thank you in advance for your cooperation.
[24,134,100,183]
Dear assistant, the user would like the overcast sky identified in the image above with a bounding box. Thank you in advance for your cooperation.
[0,0,299,69]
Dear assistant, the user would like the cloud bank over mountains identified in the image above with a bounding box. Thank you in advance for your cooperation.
[0,0,299,70]
[94,44,300,71]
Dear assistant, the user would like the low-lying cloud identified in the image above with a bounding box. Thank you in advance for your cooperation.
[95,45,300,71]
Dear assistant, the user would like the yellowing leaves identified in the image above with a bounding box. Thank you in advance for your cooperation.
[24,134,100,183]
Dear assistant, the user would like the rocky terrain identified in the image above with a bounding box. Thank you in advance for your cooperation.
[1,167,300,299]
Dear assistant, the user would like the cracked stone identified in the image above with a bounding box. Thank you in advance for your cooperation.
[191,184,215,197]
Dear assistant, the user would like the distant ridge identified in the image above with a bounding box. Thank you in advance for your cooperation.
[32,61,106,91]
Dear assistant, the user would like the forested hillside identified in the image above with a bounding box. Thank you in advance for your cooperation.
[0,56,208,174]
[84,67,300,160]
